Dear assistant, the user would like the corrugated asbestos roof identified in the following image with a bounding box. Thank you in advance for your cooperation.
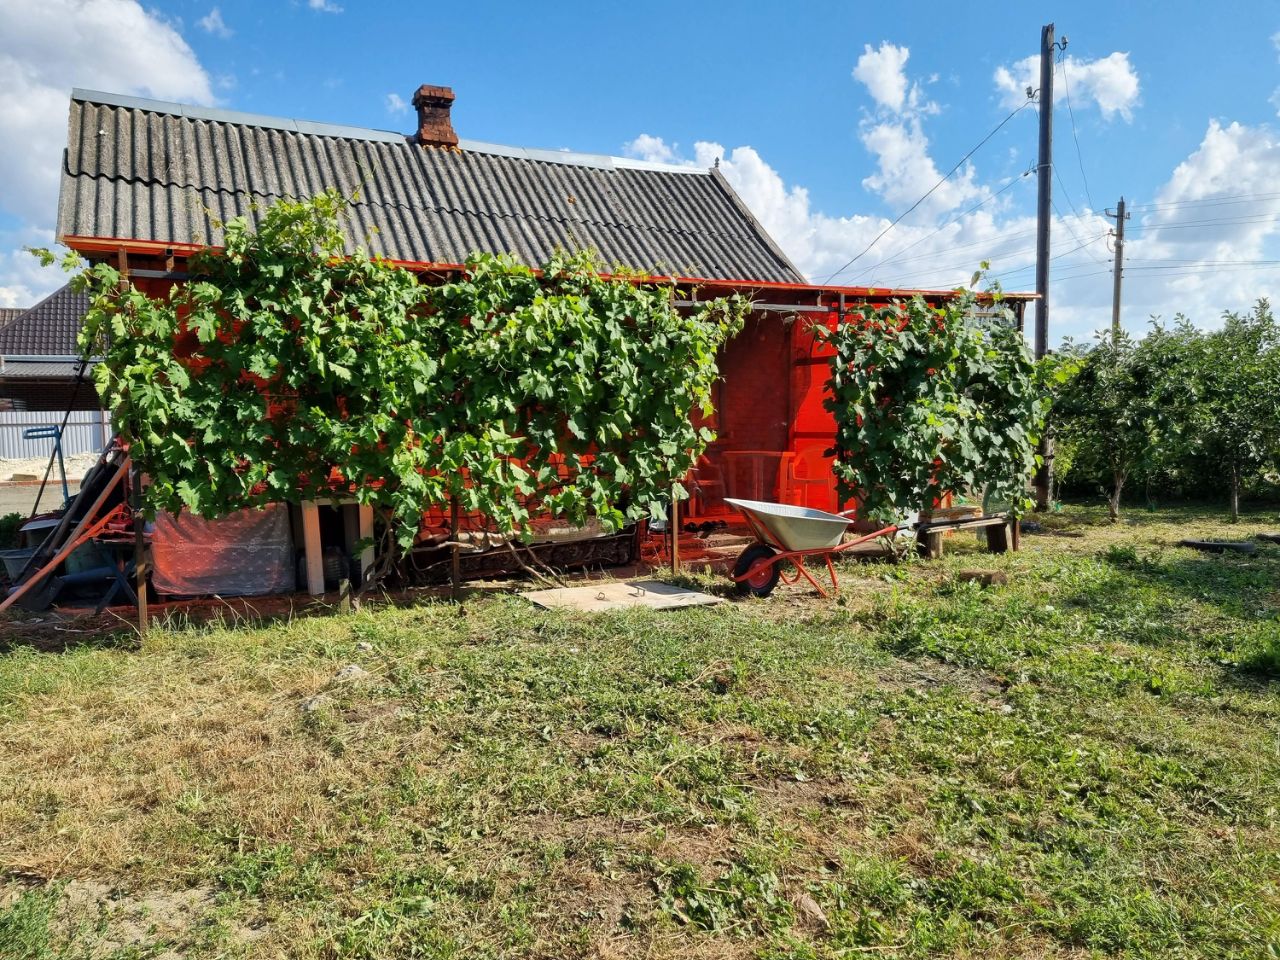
[57,90,805,284]
[0,285,89,356]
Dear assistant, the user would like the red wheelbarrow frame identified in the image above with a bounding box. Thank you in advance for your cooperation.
[730,509,900,598]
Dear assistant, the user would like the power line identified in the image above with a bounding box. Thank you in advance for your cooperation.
[821,97,1036,284]
[1125,257,1280,266]
[1124,261,1280,271]
[1130,192,1280,211]
[1057,53,1096,211]
[988,232,1112,282]
[1125,213,1280,234]
[869,230,1108,287]
[850,170,1033,281]
[1051,196,1109,264]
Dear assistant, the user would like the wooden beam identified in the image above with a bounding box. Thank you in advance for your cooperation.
[301,501,324,595]
[358,504,374,585]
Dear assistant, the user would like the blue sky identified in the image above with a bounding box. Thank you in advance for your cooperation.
[3,0,1280,341]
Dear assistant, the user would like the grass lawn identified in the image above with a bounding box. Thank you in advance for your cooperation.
[1,505,1278,959]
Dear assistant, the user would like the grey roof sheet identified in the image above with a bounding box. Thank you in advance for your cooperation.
[57,90,804,284]
[0,285,89,356]
[0,359,89,378]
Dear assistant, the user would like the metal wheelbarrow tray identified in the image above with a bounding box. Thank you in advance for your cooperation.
[724,497,911,598]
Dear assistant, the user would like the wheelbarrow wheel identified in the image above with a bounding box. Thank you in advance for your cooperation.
[733,544,780,598]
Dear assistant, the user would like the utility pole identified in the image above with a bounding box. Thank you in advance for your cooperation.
[1033,22,1055,511]
[1106,197,1129,336]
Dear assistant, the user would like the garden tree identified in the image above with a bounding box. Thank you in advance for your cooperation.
[53,190,746,575]
[821,284,1048,522]
[1167,301,1280,521]
[1051,331,1160,522]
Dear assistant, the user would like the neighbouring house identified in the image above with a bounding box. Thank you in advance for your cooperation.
[0,285,94,412]
[0,284,111,461]
[52,85,1034,596]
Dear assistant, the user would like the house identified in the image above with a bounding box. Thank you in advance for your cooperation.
[0,285,112,464]
[0,285,95,412]
[53,85,1033,594]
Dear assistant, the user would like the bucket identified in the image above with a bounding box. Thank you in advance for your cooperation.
[0,548,36,580]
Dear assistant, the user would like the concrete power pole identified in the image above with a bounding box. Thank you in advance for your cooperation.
[1033,22,1055,510]
[1106,197,1130,336]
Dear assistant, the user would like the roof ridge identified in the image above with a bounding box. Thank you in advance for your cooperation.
[70,88,709,176]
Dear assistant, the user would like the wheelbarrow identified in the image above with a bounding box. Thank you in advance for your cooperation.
[724,497,913,598]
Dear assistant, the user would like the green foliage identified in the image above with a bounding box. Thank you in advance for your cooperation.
[1052,330,1161,521]
[0,512,23,550]
[0,888,56,960]
[1162,302,1280,519]
[60,191,745,551]
[1053,304,1280,519]
[821,286,1047,521]
[655,857,792,934]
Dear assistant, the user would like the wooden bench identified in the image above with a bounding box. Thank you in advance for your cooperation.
[916,514,1017,560]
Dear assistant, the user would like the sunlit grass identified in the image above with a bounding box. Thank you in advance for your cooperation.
[1,505,1278,958]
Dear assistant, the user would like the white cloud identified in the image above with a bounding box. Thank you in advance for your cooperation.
[850,41,978,220]
[386,93,408,114]
[0,0,215,304]
[623,133,688,166]
[622,110,1280,343]
[859,117,984,217]
[995,52,1140,122]
[852,42,912,113]
[198,6,231,38]
[308,0,343,12]
[1113,120,1280,329]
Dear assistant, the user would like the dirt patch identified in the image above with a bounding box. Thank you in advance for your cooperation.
[0,879,263,956]
[875,657,1009,702]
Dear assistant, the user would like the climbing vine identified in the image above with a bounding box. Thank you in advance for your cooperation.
[51,190,746,551]
[820,283,1047,521]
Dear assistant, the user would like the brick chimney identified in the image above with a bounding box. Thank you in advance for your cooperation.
[412,84,458,148]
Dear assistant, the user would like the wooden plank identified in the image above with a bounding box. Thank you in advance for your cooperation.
[917,529,944,560]
[301,501,324,595]
[522,580,721,612]
[358,504,374,585]
[920,515,1009,534]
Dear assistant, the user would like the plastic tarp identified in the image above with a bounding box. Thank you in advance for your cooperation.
[151,505,296,597]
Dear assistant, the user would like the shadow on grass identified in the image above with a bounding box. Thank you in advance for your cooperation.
[1063,539,1280,685]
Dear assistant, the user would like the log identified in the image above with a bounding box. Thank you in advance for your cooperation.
[1178,540,1257,555]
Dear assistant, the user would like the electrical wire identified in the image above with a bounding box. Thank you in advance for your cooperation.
[1057,53,1096,212]
[1130,192,1280,211]
[849,170,1033,282]
[820,98,1036,284]
[1124,212,1280,234]
[868,230,1108,288]
[1051,196,1109,265]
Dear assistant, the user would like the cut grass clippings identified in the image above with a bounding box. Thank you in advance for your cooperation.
[0,505,1278,959]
